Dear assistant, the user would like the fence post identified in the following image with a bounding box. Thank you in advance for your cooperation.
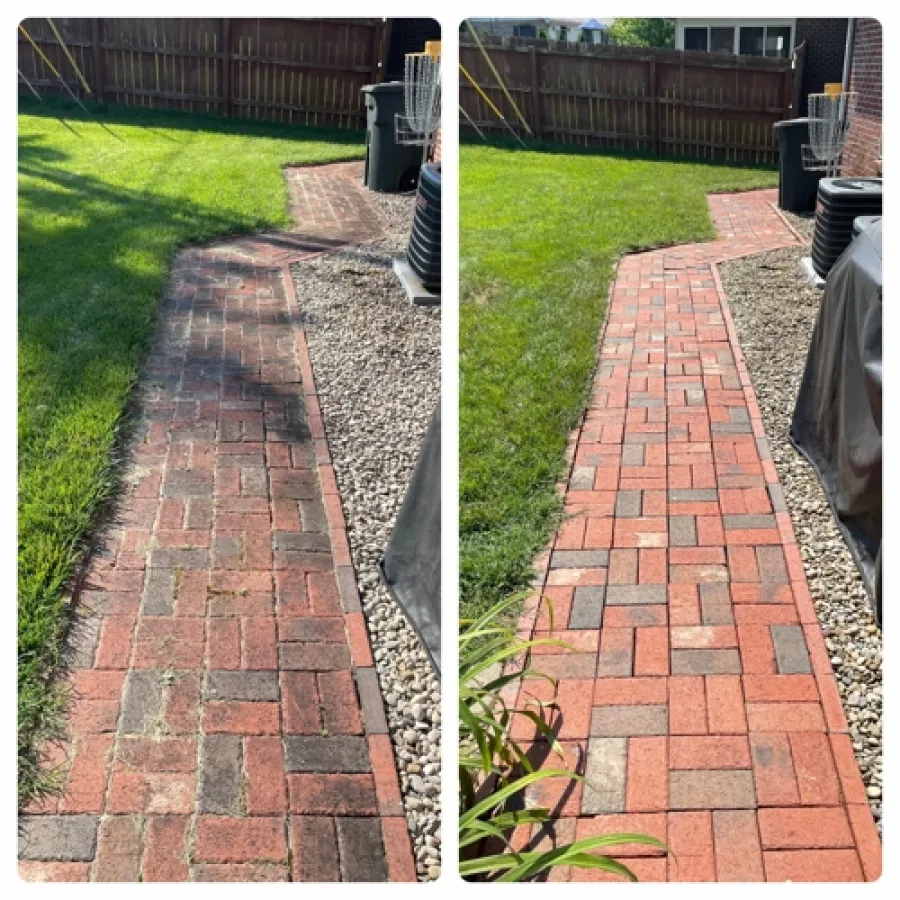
[529,44,542,140]
[374,18,391,84]
[221,18,231,117]
[791,41,806,117]
[648,55,659,155]
[91,19,104,102]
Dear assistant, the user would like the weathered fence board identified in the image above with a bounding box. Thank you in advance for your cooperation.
[460,36,801,164]
[18,17,387,130]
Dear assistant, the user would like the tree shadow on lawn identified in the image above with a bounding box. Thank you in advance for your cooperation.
[19,94,365,153]
[460,131,778,174]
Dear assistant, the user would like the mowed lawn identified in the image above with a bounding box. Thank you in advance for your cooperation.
[18,98,362,804]
[459,143,777,620]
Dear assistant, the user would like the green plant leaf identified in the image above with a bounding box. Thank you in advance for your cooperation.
[498,833,665,882]
[460,768,575,830]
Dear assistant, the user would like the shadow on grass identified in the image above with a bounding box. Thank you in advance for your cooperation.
[19,94,365,149]
[460,130,778,173]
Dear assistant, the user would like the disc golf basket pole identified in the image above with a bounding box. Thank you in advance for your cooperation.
[802,91,858,178]
[395,44,441,168]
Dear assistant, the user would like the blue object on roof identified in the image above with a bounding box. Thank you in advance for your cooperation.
[580,19,606,30]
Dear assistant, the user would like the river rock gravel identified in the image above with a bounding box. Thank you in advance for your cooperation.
[291,191,442,879]
[719,219,882,831]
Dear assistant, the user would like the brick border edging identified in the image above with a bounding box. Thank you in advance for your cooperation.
[767,200,810,246]
[709,258,881,880]
[280,261,418,883]
[505,269,620,709]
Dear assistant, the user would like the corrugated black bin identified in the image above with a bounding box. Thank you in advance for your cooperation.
[407,163,441,294]
[774,118,823,213]
[362,82,421,193]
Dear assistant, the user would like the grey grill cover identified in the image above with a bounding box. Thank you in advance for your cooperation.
[381,402,441,672]
[791,219,882,621]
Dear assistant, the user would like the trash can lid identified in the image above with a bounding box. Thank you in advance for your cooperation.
[362,81,405,94]
[774,117,811,129]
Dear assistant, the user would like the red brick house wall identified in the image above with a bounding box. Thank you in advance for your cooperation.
[431,128,441,162]
[842,19,882,177]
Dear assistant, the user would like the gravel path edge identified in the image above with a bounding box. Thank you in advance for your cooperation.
[290,192,442,879]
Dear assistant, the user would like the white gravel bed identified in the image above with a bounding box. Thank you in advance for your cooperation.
[292,191,442,880]
[719,236,882,831]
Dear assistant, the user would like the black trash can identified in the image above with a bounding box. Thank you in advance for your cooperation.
[774,117,823,213]
[362,82,421,193]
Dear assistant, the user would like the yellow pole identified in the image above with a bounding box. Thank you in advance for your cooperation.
[464,19,531,135]
[458,62,527,148]
[46,18,93,95]
[19,25,65,81]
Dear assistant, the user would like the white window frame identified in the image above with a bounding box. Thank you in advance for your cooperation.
[677,19,795,58]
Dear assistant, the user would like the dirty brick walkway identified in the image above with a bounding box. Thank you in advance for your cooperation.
[518,190,882,882]
[19,162,416,882]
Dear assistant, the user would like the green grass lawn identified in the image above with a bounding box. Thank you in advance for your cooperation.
[459,142,777,620]
[18,97,363,805]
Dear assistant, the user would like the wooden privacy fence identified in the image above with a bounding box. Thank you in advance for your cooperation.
[460,37,803,164]
[18,18,388,130]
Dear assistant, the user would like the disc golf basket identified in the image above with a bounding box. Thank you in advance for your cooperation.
[395,47,441,165]
[803,91,857,178]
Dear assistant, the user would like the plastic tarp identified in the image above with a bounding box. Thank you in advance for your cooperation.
[790,219,882,621]
[381,402,441,672]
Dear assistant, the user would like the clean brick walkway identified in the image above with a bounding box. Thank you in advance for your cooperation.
[515,190,882,882]
[19,161,416,882]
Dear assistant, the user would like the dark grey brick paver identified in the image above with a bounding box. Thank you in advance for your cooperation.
[205,670,280,701]
[336,818,389,882]
[550,550,610,569]
[142,569,175,616]
[120,670,164,735]
[771,625,812,674]
[273,532,332,552]
[18,816,98,861]
[284,735,371,773]
[569,586,605,629]
[355,667,389,734]
[198,734,243,815]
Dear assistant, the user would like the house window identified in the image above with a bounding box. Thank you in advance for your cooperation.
[684,27,709,51]
[739,26,765,56]
[683,22,793,57]
[557,25,568,41]
[765,25,792,57]
[514,24,537,38]
[710,27,734,53]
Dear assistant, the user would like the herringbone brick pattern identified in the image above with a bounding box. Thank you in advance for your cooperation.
[18,162,415,882]
[513,190,881,882]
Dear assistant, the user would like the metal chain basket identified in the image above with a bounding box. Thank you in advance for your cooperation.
[802,91,857,177]
[395,51,441,150]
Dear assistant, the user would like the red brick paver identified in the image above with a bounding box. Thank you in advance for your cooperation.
[18,162,415,882]
[518,190,881,882]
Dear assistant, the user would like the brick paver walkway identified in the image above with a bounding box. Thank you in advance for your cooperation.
[515,190,882,882]
[19,162,416,882]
